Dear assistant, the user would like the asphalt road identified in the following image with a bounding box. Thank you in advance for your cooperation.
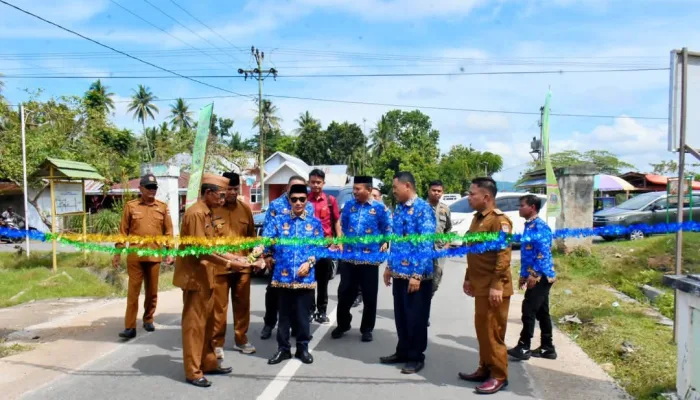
[20,257,621,400]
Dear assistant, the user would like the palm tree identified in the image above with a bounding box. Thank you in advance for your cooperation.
[369,115,395,158]
[252,99,281,141]
[128,85,159,129]
[84,79,115,114]
[168,98,193,131]
[128,85,159,159]
[293,111,321,135]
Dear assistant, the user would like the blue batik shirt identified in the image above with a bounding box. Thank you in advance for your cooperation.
[341,197,392,264]
[262,210,324,289]
[388,196,436,280]
[520,216,556,282]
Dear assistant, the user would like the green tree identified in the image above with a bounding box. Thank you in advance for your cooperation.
[294,112,330,165]
[438,146,504,194]
[650,160,678,175]
[326,121,367,174]
[84,80,115,115]
[369,115,396,159]
[528,150,634,175]
[127,85,159,160]
[251,99,281,158]
[168,98,193,131]
[370,110,440,196]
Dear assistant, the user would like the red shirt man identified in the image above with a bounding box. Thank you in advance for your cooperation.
[307,169,341,324]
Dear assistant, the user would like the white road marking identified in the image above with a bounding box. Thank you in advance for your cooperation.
[256,307,338,400]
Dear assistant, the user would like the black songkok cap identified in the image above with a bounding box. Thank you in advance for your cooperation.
[289,184,308,196]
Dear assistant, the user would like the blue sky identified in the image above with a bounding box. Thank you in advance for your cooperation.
[1,0,698,181]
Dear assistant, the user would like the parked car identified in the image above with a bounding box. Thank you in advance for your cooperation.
[440,193,461,206]
[449,192,553,246]
[593,191,700,241]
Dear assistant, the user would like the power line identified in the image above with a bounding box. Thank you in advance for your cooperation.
[140,0,242,65]
[0,67,669,79]
[0,0,252,99]
[5,93,667,121]
[108,0,236,71]
[262,93,668,121]
[166,0,248,57]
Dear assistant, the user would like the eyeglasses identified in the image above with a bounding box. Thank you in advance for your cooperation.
[218,192,226,199]
[290,196,307,203]
[144,185,158,190]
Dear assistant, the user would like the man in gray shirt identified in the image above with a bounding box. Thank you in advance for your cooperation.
[426,180,452,325]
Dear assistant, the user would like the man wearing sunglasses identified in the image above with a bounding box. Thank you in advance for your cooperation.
[263,184,324,366]
[114,174,174,340]
[260,175,315,340]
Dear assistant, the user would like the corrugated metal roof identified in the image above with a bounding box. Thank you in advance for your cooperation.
[34,158,105,180]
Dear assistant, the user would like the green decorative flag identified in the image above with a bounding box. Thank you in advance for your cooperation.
[542,91,562,218]
[185,103,214,210]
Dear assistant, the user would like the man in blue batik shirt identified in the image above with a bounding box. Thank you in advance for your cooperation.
[508,194,557,362]
[262,184,324,366]
[379,171,436,374]
[331,176,392,343]
[260,175,316,341]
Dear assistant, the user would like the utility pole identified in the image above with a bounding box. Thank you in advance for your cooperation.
[239,46,277,208]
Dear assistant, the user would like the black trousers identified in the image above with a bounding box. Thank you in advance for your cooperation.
[263,271,299,333]
[311,258,332,315]
[518,279,554,348]
[393,278,433,362]
[336,262,379,333]
[277,289,313,351]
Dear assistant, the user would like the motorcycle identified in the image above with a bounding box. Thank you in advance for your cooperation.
[0,219,37,244]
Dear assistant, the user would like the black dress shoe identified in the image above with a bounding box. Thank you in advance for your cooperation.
[331,326,350,339]
[295,349,314,364]
[401,361,425,374]
[206,366,233,375]
[143,322,155,332]
[118,328,136,339]
[316,313,330,324]
[379,353,405,364]
[260,325,273,340]
[186,377,212,387]
[361,332,373,342]
[268,350,292,365]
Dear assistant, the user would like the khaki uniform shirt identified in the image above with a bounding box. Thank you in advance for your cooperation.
[431,202,452,249]
[212,199,255,274]
[116,198,174,263]
[465,208,513,297]
[173,200,223,291]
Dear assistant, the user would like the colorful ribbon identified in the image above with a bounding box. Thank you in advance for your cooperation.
[1,222,699,263]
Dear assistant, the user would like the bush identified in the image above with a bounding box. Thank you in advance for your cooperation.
[92,209,121,234]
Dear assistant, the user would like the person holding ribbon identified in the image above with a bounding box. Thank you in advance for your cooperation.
[260,175,315,341]
[332,176,392,343]
[379,171,436,374]
[173,173,255,388]
[263,184,324,366]
[508,194,557,361]
[210,171,263,364]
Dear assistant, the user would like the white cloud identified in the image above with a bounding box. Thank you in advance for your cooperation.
[464,113,510,131]
[259,0,487,21]
[9,0,109,23]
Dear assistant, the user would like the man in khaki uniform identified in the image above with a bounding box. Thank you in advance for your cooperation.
[114,174,174,340]
[211,172,258,361]
[173,173,254,388]
[458,177,513,395]
[426,180,452,295]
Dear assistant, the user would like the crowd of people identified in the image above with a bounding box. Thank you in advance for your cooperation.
[113,169,556,395]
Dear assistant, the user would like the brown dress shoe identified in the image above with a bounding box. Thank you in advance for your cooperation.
[475,378,508,394]
[458,368,489,382]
